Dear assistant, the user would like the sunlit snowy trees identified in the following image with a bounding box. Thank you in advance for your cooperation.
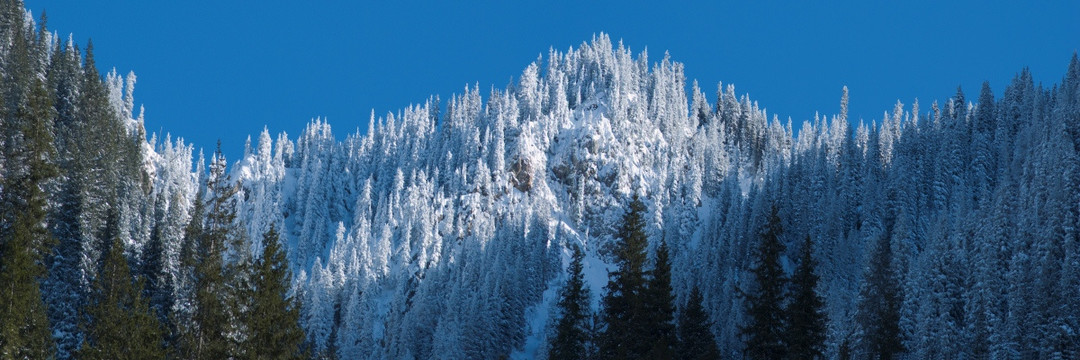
[3,0,1080,357]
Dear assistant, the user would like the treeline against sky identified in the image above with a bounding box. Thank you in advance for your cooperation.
[2,0,1080,358]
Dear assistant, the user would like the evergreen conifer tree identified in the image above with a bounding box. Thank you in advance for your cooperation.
[139,205,175,338]
[72,40,126,283]
[598,195,650,359]
[550,244,591,360]
[79,208,165,360]
[739,206,787,360]
[223,232,255,359]
[183,147,239,360]
[856,232,905,360]
[245,224,306,360]
[644,240,676,359]
[43,36,90,360]
[0,77,59,360]
[677,285,720,360]
[786,235,827,360]
[2,21,58,356]
[173,190,205,357]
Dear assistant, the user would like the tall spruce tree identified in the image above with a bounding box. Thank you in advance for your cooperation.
[0,77,59,359]
[739,206,787,360]
[550,244,591,360]
[43,35,89,360]
[245,224,306,360]
[79,207,165,360]
[223,228,255,359]
[1,17,57,357]
[645,239,676,359]
[72,40,126,283]
[139,201,174,339]
[786,235,827,360]
[856,232,905,359]
[598,195,650,359]
[183,148,239,360]
[677,285,720,360]
[172,190,205,358]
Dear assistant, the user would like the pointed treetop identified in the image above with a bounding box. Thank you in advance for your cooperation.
[840,86,850,123]
[84,38,97,71]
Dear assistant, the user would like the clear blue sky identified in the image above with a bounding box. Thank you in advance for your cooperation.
[23,1,1080,161]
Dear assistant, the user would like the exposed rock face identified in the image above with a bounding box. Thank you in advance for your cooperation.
[511,157,532,192]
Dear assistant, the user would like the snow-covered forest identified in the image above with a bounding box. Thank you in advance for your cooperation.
[2,1,1080,359]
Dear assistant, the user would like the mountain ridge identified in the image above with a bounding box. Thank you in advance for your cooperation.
[4,2,1080,357]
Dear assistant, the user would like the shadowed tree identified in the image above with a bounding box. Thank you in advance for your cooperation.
[550,244,591,360]
[857,232,905,360]
[644,240,676,359]
[598,195,650,359]
[786,235,827,359]
[677,285,720,360]
[182,146,241,360]
[739,206,787,360]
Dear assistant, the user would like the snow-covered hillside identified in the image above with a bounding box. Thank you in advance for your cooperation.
[138,33,1080,359]
[227,35,706,358]
[203,34,796,358]
[6,2,1080,356]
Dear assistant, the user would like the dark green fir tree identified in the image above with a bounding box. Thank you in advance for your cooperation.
[785,236,827,360]
[739,206,787,360]
[183,147,240,360]
[677,285,720,360]
[644,240,676,359]
[79,208,165,360]
[550,244,591,360]
[172,189,206,357]
[598,195,650,359]
[139,198,175,342]
[856,232,905,360]
[245,224,307,360]
[0,76,59,360]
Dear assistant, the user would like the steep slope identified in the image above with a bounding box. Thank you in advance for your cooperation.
[226,34,782,358]
[5,1,1079,356]
[221,37,1080,358]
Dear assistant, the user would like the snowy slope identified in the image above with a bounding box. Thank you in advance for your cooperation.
[217,34,776,358]
[124,33,1080,359]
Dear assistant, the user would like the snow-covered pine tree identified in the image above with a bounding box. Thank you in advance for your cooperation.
[856,231,905,359]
